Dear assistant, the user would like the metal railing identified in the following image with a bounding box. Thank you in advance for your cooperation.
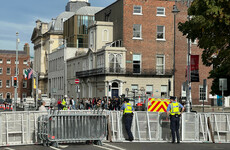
[1,111,230,147]
[76,67,173,78]
[106,39,123,47]
[38,113,107,146]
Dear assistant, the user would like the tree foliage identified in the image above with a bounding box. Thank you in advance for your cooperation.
[178,0,230,95]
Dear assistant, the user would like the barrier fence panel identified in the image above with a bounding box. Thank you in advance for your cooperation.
[182,113,230,143]
[181,113,198,141]
[108,111,166,142]
[0,111,48,146]
[1,110,230,146]
[198,113,230,143]
[38,113,107,146]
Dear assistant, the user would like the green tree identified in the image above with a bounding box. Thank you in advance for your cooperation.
[178,0,230,96]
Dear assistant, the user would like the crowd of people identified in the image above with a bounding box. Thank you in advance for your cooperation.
[57,96,123,111]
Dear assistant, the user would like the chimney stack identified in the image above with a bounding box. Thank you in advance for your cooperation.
[24,43,30,56]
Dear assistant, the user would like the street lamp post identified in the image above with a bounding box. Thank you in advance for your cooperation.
[172,5,180,97]
[14,32,19,111]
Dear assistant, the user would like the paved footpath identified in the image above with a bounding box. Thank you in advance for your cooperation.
[1,142,230,150]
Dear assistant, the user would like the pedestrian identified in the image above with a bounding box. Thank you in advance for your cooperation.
[39,101,47,111]
[80,98,84,110]
[70,97,76,110]
[61,96,67,110]
[121,98,134,141]
[57,99,62,110]
[166,96,184,143]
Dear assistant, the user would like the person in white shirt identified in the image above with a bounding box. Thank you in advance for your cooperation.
[39,101,47,111]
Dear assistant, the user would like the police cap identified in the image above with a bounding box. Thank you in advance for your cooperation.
[124,98,130,102]
[170,96,176,100]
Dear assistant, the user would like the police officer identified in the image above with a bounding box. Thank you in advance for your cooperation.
[166,96,184,143]
[121,98,134,141]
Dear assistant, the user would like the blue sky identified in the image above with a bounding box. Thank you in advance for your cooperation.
[0,0,116,56]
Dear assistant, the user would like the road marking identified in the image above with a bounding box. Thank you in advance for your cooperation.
[59,145,69,149]
[50,146,62,150]
[4,148,15,150]
[93,144,114,150]
[103,143,126,150]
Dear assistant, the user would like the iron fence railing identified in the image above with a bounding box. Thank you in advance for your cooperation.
[76,67,173,77]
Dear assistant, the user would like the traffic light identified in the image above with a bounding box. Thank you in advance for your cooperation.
[13,76,17,87]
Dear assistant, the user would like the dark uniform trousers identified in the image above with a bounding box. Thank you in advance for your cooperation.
[124,113,134,140]
[170,115,180,142]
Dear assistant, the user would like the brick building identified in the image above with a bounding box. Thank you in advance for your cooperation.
[95,0,212,106]
[0,43,32,102]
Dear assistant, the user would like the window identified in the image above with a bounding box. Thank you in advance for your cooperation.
[6,68,11,75]
[133,54,141,73]
[0,59,2,63]
[23,80,27,88]
[0,93,3,99]
[6,93,11,99]
[161,85,167,98]
[156,55,165,75]
[23,60,27,65]
[133,5,142,15]
[0,68,2,74]
[89,55,93,70]
[157,25,165,40]
[157,7,165,16]
[15,60,19,64]
[146,85,153,95]
[109,53,122,73]
[191,39,197,45]
[199,85,207,101]
[22,93,27,98]
[133,24,142,39]
[6,80,10,88]
[102,29,109,41]
[131,84,138,91]
[90,31,94,48]
[0,80,2,88]
[7,59,11,64]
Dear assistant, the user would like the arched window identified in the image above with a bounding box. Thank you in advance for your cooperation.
[89,54,93,69]
[6,92,11,99]
[112,82,118,88]
[109,53,122,73]
[90,31,94,48]
[102,29,109,41]
[109,54,115,72]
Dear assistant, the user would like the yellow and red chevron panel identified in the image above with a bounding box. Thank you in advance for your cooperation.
[148,98,171,112]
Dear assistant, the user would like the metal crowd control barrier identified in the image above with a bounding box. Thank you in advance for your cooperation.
[109,111,230,143]
[1,110,230,147]
[107,111,171,142]
[38,113,107,147]
[182,113,230,143]
[0,111,48,146]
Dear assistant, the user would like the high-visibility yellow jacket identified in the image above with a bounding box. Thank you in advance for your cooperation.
[170,102,180,115]
[62,99,67,110]
[124,103,133,114]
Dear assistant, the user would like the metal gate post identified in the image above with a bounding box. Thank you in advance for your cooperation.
[135,112,141,141]
[146,112,151,141]
[0,113,2,146]
[181,113,185,141]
